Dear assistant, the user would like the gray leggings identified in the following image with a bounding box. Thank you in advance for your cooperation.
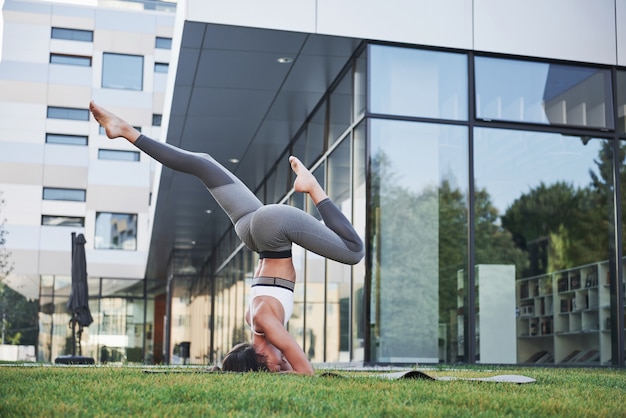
[134,135,364,265]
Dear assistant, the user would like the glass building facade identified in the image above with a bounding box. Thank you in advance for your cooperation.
[166,42,626,366]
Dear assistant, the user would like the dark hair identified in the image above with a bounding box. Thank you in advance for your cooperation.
[221,343,269,372]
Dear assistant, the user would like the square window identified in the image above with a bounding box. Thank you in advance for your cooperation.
[102,53,144,91]
[155,37,172,49]
[154,62,168,73]
[95,212,137,250]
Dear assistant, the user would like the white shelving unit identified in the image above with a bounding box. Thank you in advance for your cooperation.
[516,261,615,365]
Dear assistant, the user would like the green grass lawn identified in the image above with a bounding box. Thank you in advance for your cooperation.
[1,365,625,417]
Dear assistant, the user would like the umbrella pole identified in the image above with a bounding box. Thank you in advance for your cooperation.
[71,316,77,357]
[71,233,77,357]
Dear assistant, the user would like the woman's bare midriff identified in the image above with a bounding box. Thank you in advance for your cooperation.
[254,258,296,282]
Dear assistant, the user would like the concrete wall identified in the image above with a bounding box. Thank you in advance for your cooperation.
[185,0,623,66]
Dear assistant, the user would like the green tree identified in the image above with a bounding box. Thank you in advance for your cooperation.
[501,139,625,276]
[0,192,38,346]
[1,191,15,344]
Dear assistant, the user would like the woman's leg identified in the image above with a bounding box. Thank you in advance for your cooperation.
[250,157,364,265]
[89,102,263,249]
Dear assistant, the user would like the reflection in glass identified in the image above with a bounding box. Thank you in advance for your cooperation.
[617,71,626,134]
[475,57,614,129]
[354,50,367,121]
[352,122,367,361]
[95,212,138,250]
[370,119,468,363]
[37,274,152,363]
[474,128,613,365]
[369,45,468,120]
[326,139,352,361]
[329,72,352,146]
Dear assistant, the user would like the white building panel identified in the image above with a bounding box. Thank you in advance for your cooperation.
[90,89,153,115]
[51,3,96,24]
[1,185,42,224]
[2,22,51,63]
[47,84,92,107]
[42,165,88,189]
[0,101,47,143]
[474,0,617,65]
[87,249,147,279]
[3,0,51,15]
[95,9,157,34]
[45,119,90,137]
[618,0,626,66]
[38,249,71,273]
[43,143,89,166]
[0,60,48,82]
[40,201,86,218]
[317,0,473,50]
[0,142,44,163]
[39,226,84,251]
[0,162,43,186]
[50,39,95,56]
[86,184,149,214]
[186,0,317,33]
[87,161,150,188]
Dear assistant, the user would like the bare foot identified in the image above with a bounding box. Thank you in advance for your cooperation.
[89,101,140,143]
[289,156,328,204]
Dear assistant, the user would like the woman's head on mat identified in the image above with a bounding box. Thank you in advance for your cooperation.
[221,342,285,372]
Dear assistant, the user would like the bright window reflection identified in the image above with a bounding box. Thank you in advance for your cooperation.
[474,128,613,365]
[369,45,468,120]
[95,212,137,250]
[475,57,614,129]
[370,119,468,363]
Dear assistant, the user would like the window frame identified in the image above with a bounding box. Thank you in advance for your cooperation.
[51,27,93,42]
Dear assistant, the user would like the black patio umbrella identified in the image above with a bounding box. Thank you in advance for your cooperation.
[68,233,93,331]
[57,233,94,364]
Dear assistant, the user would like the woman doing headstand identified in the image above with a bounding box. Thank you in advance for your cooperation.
[90,101,364,375]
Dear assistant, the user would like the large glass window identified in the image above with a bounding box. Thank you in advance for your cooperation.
[95,212,137,250]
[369,45,468,121]
[474,128,613,365]
[475,57,614,130]
[326,138,353,362]
[369,119,468,363]
[102,53,144,91]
